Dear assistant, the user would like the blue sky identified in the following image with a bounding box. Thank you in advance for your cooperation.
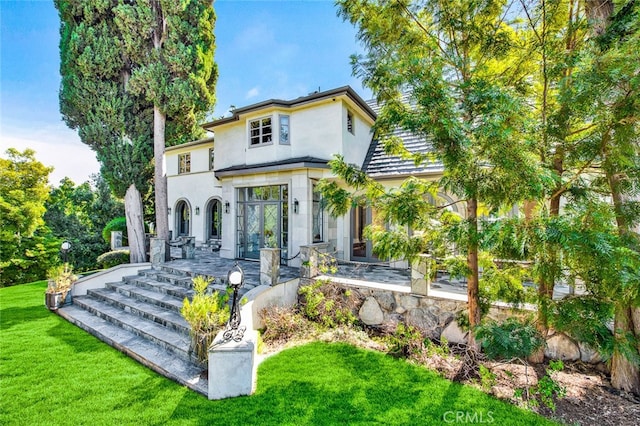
[0,0,369,185]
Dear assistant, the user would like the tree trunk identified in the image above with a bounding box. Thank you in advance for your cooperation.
[153,105,169,249]
[611,304,640,394]
[611,304,640,395]
[466,197,480,350]
[607,170,640,395]
[530,156,564,363]
[124,184,147,263]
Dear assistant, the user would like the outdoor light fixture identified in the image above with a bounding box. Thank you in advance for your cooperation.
[223,262,246,342]
[168,207,171,215]
[293,199,299,214]
[60,240,71,263]
[224,201,230,214]
[195,207,200,215]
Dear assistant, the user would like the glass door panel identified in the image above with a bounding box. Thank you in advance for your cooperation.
[245,204,261,260]
[263,204,278,248]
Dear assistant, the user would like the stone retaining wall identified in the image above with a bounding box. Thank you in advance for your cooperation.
[320,280,603,365]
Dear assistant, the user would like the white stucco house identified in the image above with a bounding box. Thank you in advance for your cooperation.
[166,86,458,267]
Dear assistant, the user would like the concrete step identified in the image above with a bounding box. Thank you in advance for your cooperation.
[121,275,195,299]
[73,295,194,363]
[89,287,190,335]
[136,269,195,289]
[101,282,185,314]
[57,304,207,396]
[156,265,218,283]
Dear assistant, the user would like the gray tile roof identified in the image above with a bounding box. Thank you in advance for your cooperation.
[362,99,444,179]
[214,156,330,178]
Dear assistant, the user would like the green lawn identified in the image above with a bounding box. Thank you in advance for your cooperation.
[1,282,556,425]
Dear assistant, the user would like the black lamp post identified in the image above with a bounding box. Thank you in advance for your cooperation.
[222,262,246,342]
[60,241,71,264]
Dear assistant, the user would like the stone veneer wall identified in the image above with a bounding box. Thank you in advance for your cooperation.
[316,280,603,365]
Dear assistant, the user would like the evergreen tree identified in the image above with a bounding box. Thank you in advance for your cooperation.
[569,0,640,395]
[113,0,218,242]
[327,0,546,347]
[56,0,152,263]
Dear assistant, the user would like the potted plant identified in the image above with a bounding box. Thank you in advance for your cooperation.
[45,263,77,311]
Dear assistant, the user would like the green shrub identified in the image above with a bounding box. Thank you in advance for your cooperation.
[475,318,544,360]
[515,360,566,412]
[549,295,614,360]
[478,364,497,391]
[387,323,425,358]
[298,280,360,328]
[532,360,566,412]
[181,276,230,365]
[102,217,127,245]
[96,250,130,268]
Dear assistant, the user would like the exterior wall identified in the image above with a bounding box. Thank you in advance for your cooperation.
[166,141,222,245]
[213,97,374,172]
[341,102,374,166]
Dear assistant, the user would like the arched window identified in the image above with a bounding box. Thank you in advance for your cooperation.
[208,199,222,240]
[175,200,190,237]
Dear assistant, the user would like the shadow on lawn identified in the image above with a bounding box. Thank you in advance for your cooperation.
[0,304,51,331]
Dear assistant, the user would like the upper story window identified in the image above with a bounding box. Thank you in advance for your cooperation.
[209,148,215,171]
[249,117,272,146]
[279,115,290,145]
[347,110,354,135]
[178,153,191,174]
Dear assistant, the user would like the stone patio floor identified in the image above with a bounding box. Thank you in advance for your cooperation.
[168,248,577,301]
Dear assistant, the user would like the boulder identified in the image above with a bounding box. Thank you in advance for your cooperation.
[441,320,468,344]
[406,307,440,339]
[359,297,384,325]
[439,311,455,328]
[578,342,603,364]
[397,294,420,311]
[545,333,580,361]
[374,292,396,312]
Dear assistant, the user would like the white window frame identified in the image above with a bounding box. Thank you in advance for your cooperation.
[249,116,273,146]
[279,114,290,145]
[178,153,191,174]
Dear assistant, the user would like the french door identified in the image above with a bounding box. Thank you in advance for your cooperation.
[237,185,288,262]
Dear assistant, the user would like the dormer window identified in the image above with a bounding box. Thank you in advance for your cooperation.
[347,110,354,135]
[249,117,272,146]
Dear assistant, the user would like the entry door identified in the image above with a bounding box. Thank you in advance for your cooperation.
[351,206,378,262]
[243,202,280,260]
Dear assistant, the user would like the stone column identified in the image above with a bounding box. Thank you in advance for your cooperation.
[260,248,280,286]
[208,331,255,400]
[411,254,433,296]
[182,236,196,259]
[110,231,123,250]
[300,245,318,279]
[150,238,166,266]
[299,243,330,279]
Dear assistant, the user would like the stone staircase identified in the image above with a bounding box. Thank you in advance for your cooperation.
[58,265,229,397]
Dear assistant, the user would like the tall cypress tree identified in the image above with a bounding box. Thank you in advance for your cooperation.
[113,0,218,243]
[56,0,151,263]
